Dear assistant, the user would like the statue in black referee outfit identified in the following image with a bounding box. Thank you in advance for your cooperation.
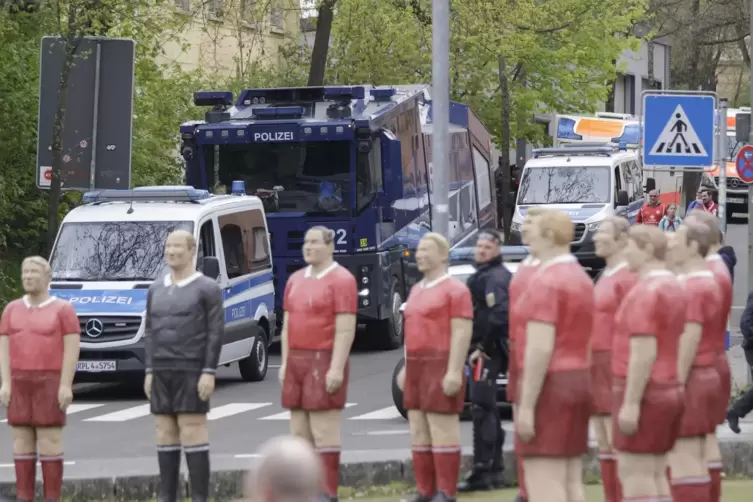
[144,230,224,502]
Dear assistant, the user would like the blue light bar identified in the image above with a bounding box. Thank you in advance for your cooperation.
[323,86,365,100]
[194,91,234,107]
[252,106,305,118]
[532,146,616,158]
[370,87,396,100]
[82,186,211,204]
[231,180,246,195]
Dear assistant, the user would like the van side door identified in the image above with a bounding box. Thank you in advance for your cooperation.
[215,207,275,358]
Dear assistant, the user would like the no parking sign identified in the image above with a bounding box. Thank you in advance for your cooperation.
[734,144,753,184]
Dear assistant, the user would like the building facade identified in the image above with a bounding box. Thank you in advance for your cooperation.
[609,37,672,116]
[160,0,301,76]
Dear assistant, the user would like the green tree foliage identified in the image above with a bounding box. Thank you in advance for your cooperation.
[325,0,645,145]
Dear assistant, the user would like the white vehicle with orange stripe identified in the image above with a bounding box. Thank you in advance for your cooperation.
[701,107,751,221]
[552,112,682,206]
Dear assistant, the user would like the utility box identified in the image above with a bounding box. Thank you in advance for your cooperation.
[736,112,750,143]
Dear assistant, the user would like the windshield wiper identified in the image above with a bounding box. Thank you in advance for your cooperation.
[100,277,155,282]
[51,277,88,281]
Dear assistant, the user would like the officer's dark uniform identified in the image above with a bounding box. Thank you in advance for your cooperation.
[457,251,511,491]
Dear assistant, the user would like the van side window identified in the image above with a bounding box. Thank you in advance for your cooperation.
[621,162,635,202]
[198,220,216,267]
[631,162,644,199]
[218,209,271,280]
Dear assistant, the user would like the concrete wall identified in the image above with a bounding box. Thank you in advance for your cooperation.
[157,0,302,76]
[611,40,671,116]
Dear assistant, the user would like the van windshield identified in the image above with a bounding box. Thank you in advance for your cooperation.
[517,166,611,204]
[50,221,194,281]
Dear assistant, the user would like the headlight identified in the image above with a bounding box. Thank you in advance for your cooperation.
[511,222,522,232]
[587,222,600,232]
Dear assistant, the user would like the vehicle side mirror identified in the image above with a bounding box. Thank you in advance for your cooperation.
[644,177,656,192]
[380,129,403,201]
[200,256,220,280]
[616,190,629,208]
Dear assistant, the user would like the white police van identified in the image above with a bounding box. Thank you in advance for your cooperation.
[506,143,653,275]
[48,183,275,383]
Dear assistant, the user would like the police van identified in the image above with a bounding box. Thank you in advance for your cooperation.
[48,183,275,383]
[507,143,653,274]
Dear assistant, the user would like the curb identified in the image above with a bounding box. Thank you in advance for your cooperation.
[2,442,753,501]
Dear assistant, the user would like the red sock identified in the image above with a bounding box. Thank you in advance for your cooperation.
[708,465,722,502]
[671,478,711,502]
[433,446,461,498]
[599,454,619,502]
[515,437,527,499]
[14,454,36,501]
[40,455,63,500]
[411,447,435,497]
[317,449,340,498]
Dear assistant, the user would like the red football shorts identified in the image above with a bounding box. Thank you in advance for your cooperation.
[7,370,66,427]
[282,349,349,410]
[612,377,683,454]
[678,365,720,438]
[516,368,591,458]
[404,350,466,414]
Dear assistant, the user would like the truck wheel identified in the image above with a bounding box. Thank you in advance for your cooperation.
[391,356,408,419]
[239,333,268,382]
[368,281,404,350]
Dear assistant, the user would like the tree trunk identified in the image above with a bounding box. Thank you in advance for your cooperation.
[498,56,512,239]
[46,35,79,254]
[605,59,617,112]
[307,0,336,86]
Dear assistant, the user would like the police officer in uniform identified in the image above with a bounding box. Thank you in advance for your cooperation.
[457,230,512,492]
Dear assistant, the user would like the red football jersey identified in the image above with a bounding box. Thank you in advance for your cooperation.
[404,275,473,353]
[283,263,357,351]
[637,204,664,225]
[514,255,594,371]
[706,254,732,353]
[679,271,722,367]
[0,296,79,372]
[612,270,684,382]
[509,257,541,344]
[591,263,637,352]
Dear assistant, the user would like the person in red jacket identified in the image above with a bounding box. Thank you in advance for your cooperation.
[636,190,665,225]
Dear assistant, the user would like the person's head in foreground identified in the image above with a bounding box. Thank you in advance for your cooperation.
[245,435,322,502]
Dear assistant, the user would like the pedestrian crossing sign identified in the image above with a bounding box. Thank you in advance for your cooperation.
[642,93,716,169]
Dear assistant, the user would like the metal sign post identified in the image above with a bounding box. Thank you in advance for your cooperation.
[430,0,450,238]
[719,98,728,234]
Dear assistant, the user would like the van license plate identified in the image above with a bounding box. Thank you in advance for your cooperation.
[77,361,117,372]
[727,197,744,204]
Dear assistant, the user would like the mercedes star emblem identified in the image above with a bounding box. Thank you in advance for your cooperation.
[85,318,104,338]
[730,179,740,188]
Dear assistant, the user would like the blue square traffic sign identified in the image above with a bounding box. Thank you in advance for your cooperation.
[642,94,716,168]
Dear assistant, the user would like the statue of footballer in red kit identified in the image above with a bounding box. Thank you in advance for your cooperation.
[398,232,473,502]
[515,210,594,502]
[612,225,684,502]
[590,216,636,502]
[665,222,723,502]
[0,256,80,502]
[280,226,358,502]
[685,210,732,502]
[507,207,544,502]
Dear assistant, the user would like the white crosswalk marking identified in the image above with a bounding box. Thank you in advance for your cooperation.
[1,403,105,423]
[349,406,403,420]
[84,404,151,422]
[259,402,358,421]
[207,403,272,420]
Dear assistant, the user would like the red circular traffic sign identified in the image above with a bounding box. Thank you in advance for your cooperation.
[44,169,52,181]
[735,144,753,184]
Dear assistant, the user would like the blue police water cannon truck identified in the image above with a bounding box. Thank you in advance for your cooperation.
[179,85,499,349]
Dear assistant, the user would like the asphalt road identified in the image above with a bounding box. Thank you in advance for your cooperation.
[0,222,750,481]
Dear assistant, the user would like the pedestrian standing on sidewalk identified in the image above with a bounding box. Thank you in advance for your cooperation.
[726,291,753,433]
[457,230,511,492]
[659,204,682,232]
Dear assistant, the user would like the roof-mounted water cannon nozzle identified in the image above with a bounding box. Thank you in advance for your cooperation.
[194,91,234,124]
[231,180,246,196]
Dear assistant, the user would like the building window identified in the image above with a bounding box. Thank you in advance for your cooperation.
[622,74,636,115]
[207,0,222,18]
[270,1,284,30]
[175,0,189,10]
[241,0,256,21]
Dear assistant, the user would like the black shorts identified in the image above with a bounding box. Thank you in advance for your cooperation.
[150,370,209,415]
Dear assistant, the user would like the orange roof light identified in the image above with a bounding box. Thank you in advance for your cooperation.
[574,119,624,138]
[728,117,736,128]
